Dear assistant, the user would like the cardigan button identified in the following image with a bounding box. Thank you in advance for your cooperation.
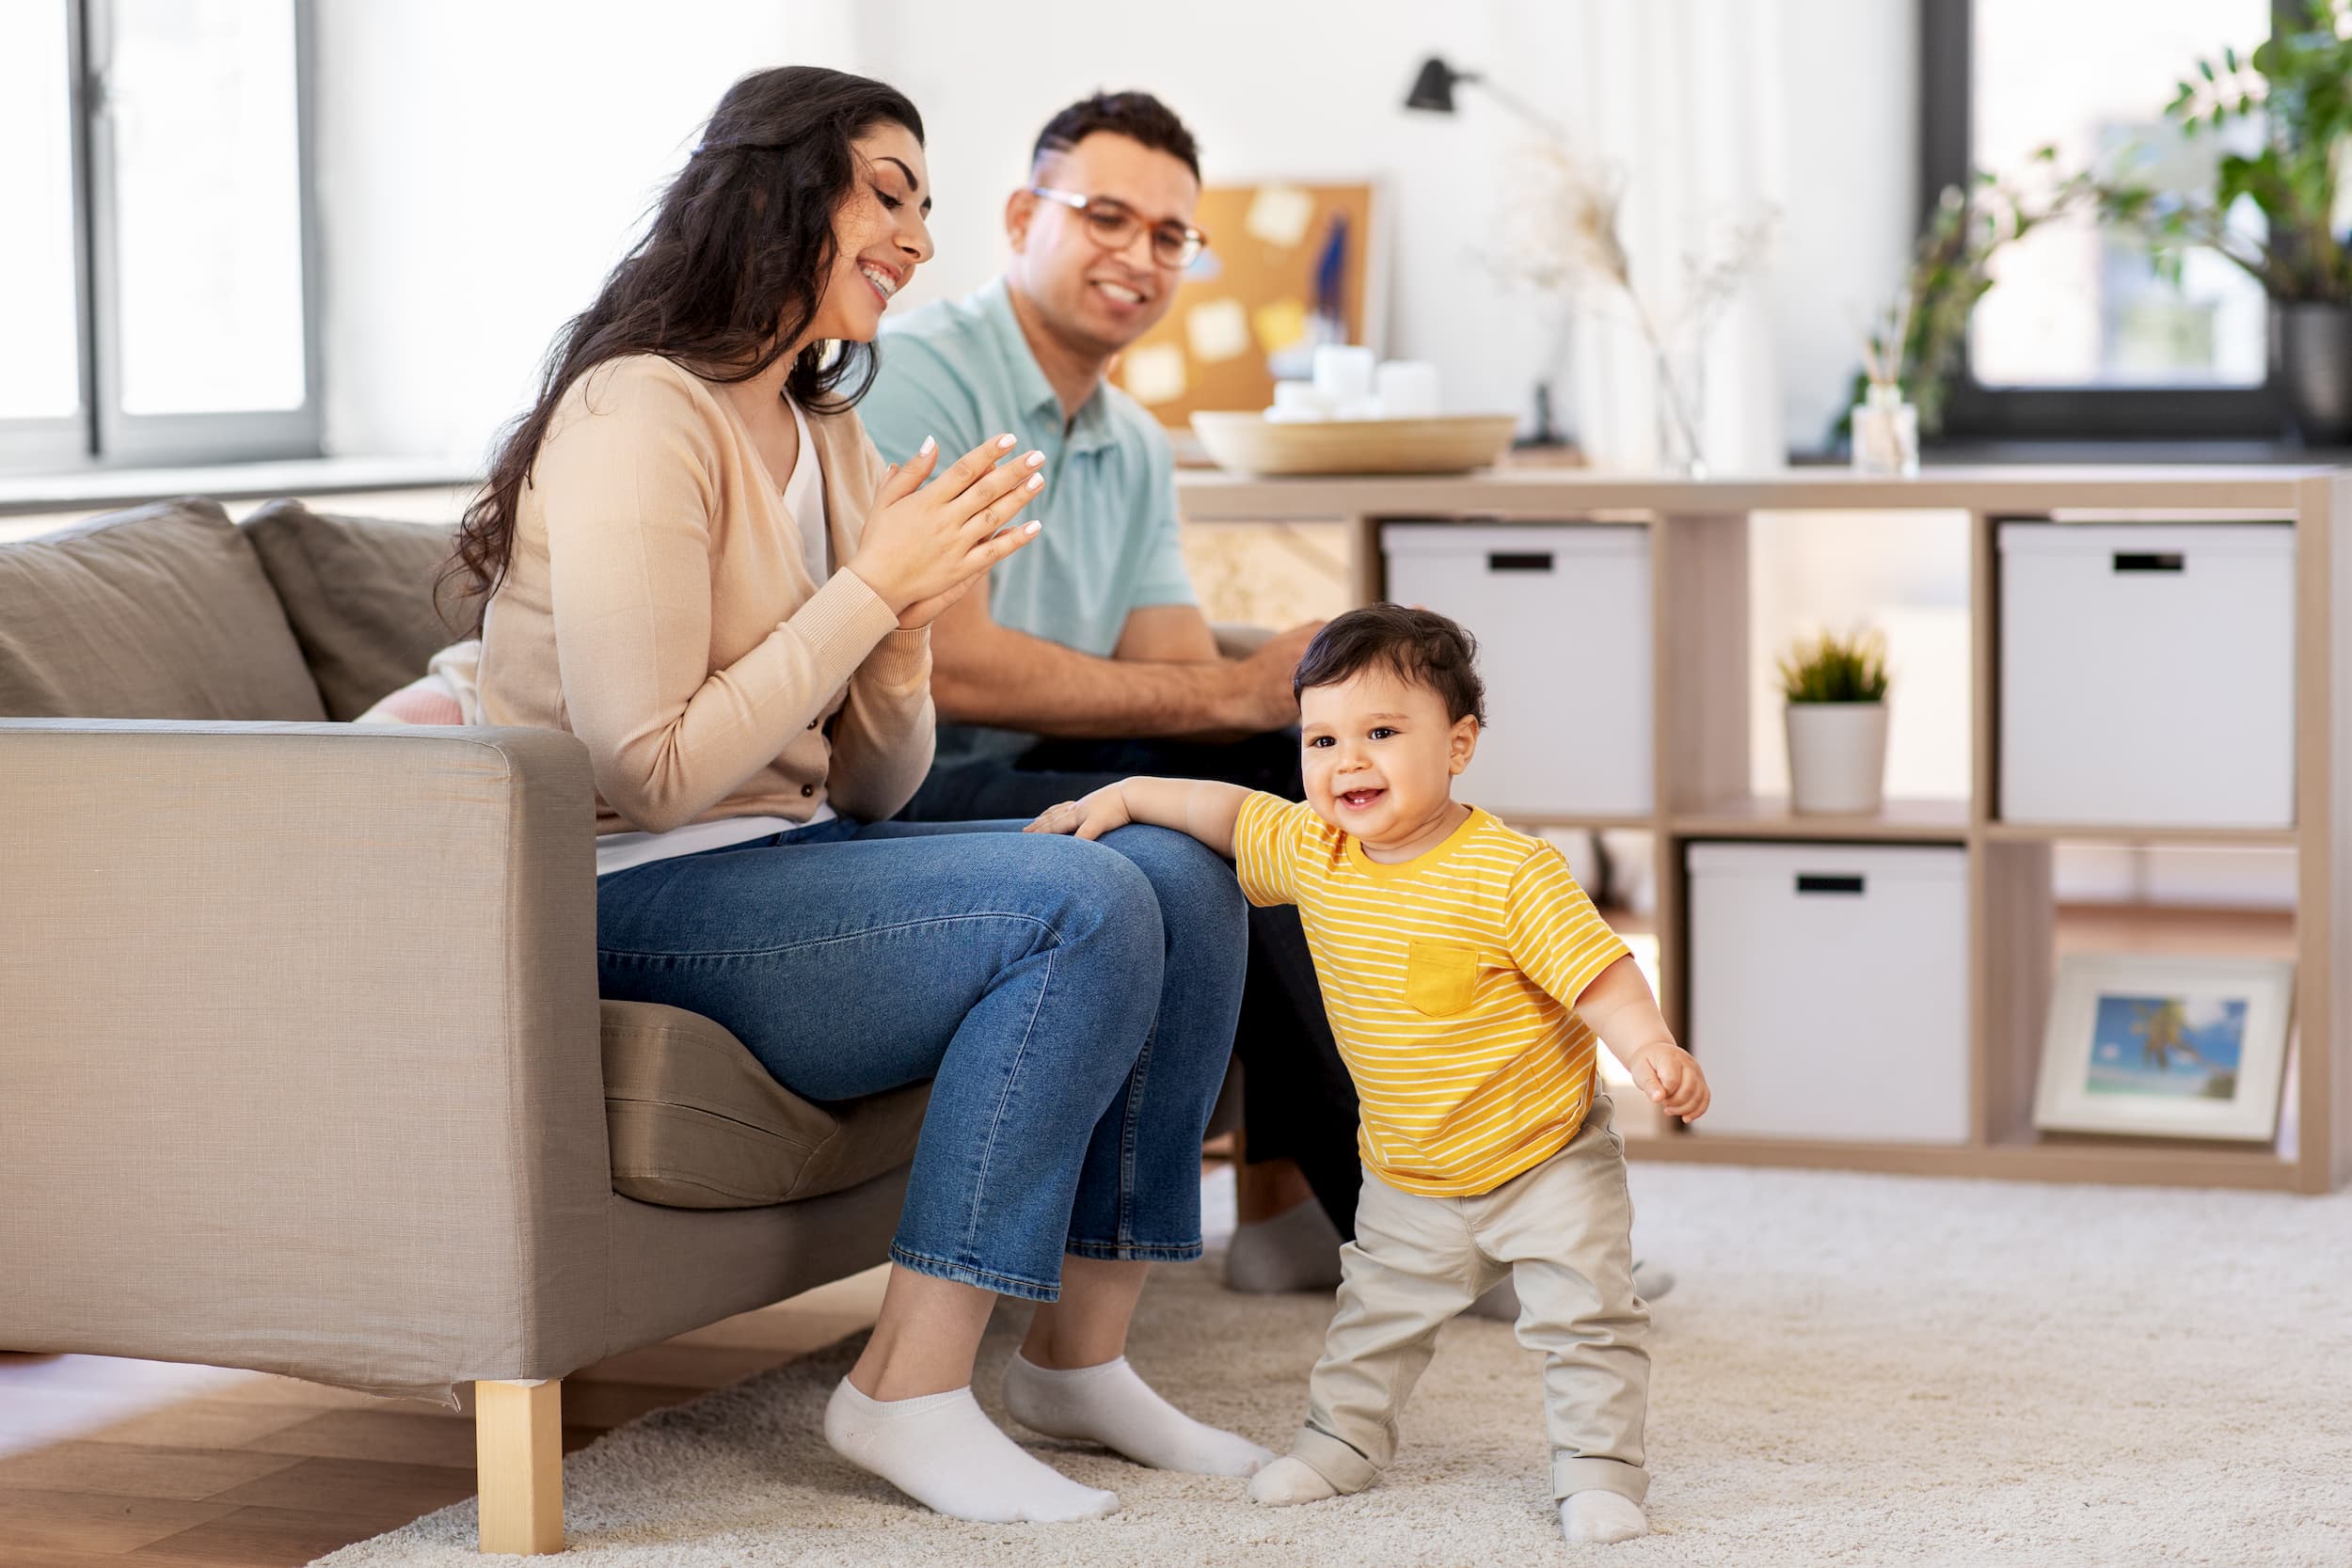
[801,784,815,797]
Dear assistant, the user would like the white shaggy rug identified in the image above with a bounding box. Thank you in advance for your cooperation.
[312,1164,2352,1567]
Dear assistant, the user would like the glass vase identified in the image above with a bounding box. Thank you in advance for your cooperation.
[1851,384,1919,476]
[1653,343,1708,479]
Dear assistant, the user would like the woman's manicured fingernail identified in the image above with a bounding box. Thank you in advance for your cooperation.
[1025,450,1044,467]
[996,433,1017,450]
[919,435,935,454]
[1025,473,1043,490]
[1025,520,1042,533]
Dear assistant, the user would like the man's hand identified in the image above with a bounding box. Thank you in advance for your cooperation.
[1025,784,1135,842]
[1224,620,1325,731]
[1628,1041,1709,1123]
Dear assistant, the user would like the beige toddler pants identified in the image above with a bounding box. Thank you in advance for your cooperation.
[1287,1092,1651,1504]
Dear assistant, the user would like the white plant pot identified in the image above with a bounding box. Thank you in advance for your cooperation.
[1786,702,1889,815]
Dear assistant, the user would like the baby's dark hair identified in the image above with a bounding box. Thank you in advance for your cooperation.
[1292,605,1486,726]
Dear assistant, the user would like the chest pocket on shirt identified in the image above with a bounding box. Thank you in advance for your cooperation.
[1404,939,1480,1017]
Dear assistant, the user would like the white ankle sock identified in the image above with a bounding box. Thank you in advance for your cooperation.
[1560,1490,1648,1544]
[1247,1454,1341,1506]
[822,1378,1117,1524]
[1225,1197,1345,1293]
[1003,1352,1275,1477]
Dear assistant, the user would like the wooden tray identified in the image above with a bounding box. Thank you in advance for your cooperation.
[1190,411,1518,476]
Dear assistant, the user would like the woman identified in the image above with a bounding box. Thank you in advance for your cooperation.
[452,66,1265,1524]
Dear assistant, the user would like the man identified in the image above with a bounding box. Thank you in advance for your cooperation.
[859,90,1359,1295]
[861,92,1668,1310]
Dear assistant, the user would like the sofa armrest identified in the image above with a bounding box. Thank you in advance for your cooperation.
[0,721,611,1401]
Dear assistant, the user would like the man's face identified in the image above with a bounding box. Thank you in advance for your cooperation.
[1007,132,1201,356]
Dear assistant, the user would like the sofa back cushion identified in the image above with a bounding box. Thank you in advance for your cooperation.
[0,498,328,721]
[242,499,473,721]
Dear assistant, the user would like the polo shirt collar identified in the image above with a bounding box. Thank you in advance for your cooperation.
[977,275,1120,457]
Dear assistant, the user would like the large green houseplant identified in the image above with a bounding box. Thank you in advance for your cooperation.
[2102,1,2352,441]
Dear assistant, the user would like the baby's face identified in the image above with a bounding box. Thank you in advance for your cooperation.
[1297,667,1479,852]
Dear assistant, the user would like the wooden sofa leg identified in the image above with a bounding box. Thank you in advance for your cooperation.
[476,1379,564,1554]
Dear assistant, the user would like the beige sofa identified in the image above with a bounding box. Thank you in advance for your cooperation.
[0,497,937,1553]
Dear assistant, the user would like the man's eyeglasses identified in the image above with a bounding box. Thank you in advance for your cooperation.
[1026,187,1209,270]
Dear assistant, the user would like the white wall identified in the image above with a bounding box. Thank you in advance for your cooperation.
[312,0,792,460]
[312,0,1916,461]
[838,0,1915,454]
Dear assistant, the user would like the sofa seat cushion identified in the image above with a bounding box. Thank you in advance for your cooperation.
[0,499,327,721]
[603,1001,930,1209]
[241,500,471,721]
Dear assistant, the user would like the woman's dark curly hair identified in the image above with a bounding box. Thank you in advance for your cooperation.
[443,65,924,618]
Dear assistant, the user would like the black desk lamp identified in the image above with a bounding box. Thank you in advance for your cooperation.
[1403,55,1568,143]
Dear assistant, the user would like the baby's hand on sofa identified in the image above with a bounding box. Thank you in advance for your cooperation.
[1025,784,1135,842]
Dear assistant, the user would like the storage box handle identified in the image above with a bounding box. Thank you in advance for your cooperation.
[1486,551,1555,573]
[2111,551,2185,574]
[1794,873,1866,895]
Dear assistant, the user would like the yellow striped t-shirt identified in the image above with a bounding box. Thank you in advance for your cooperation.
[1232,793,1632,1196]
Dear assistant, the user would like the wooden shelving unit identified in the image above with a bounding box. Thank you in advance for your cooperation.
[1175,465,2352,1193]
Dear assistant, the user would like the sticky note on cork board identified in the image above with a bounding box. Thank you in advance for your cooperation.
[1244,184,1315,248]
[1185,299,1252,363]
[1252,298,1310,355]
[1120,342,1188,405]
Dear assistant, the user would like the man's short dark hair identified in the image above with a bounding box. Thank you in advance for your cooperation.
[1293,605,1486,727]
[1032,90,1201,182]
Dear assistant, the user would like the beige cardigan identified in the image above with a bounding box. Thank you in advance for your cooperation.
[479,354,933,835]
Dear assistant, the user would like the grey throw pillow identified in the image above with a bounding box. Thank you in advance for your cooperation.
[242,499,478,721]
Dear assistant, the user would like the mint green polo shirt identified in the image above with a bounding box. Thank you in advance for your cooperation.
[861,276,1199,766]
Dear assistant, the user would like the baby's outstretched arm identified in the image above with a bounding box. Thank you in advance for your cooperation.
[1576,958,1711,1123]
[1024,777,1250,858]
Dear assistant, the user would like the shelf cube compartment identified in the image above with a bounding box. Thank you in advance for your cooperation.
[1381,523,1653,816]
[1998,523,2295,828]
[1685,842,1969,1143]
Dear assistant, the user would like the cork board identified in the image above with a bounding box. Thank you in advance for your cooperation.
[1113,182,1380,427]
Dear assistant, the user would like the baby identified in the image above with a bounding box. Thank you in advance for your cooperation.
[1026,604,1708,1545]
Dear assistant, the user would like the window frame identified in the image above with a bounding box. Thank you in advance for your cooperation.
[0,0,323,474]
[1919,0,2290,441]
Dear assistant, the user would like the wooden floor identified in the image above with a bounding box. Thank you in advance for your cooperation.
[0,1267,889,1567]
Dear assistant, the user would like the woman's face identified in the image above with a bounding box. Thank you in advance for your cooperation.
[806,122,933,344]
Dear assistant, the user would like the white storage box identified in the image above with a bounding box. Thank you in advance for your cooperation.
[1999,523,2295,828]
[1685,843,1969,1143]
[1381,524,1652,816]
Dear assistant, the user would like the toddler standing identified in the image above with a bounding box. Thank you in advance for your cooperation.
[1026,604,1709,1545]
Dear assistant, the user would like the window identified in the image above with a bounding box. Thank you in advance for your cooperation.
[1921,0,2286,439]
[0,0,319,472]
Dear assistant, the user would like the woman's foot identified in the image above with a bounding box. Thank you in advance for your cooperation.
[823,1378,1117,1523]
[1559,1490,1648,1544]
[1247,1454,1341,1506]
[1004,1352,1275,1476]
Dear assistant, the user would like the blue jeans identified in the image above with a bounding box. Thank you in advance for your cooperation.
[594,816,1248,1301]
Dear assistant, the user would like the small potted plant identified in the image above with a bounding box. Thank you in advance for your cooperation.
[1778,628,1891,816]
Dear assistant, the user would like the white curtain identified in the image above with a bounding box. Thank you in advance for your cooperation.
[1496,0,1790,473]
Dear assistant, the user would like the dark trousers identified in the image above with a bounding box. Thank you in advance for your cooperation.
[901,730,1364,1240]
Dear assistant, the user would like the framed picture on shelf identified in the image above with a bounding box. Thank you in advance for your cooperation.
[2032,955,2295,1143]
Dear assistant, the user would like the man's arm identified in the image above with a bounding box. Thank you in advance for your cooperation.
[929,580,1313,738]
[1113,603,1222,662]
